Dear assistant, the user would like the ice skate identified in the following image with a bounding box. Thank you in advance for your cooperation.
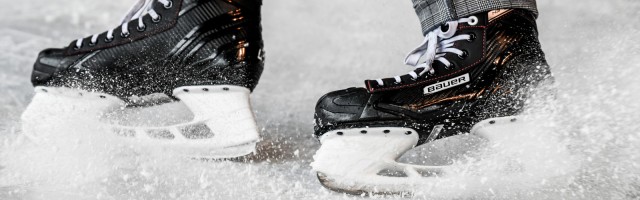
[312,9,556,195]
[21,0,265,158]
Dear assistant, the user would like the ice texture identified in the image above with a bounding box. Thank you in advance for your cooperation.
[1,0,640,199]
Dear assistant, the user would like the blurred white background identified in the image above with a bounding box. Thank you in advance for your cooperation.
[0,0,639,199]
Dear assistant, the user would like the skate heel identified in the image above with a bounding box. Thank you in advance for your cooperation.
[113,85,259,158]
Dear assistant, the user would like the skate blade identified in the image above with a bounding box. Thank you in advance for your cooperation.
[311,127,450,196]
[312,116,576,196]
[21,85,260,158]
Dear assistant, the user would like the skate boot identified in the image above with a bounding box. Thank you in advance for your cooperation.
[312,9,554,195]
[22,0,265,158]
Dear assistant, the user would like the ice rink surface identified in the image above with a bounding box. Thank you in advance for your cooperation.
[1,0,640,199]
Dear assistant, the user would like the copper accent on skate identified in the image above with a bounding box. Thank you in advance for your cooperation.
[228,9,245,22]
[406,88,487,110]
[491,85,502,94]
[237,41,247,61]
[488,9,513,22]
[494,52,514,66]
[228,9,243,17]
[406,84,507,110]
[233,16,245,22]
[489,83,514,96]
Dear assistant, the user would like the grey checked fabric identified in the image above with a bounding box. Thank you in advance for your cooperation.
[412,0,538,34]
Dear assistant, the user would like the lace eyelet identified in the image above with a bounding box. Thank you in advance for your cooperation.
[104,37,114,43]
[152,15,162,23]
[73,46,81,50]
[440,23,450,32]
[468,16,479,26]
[444,63,454,69]
[458,50,469,59]
[121,32,130,38]
[88,42,96,47]
[137,25,146,32]
[467,33,477,42]
[164,1,173,9]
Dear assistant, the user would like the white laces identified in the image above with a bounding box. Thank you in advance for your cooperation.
[375,16,478,86]
[75,0,173,49]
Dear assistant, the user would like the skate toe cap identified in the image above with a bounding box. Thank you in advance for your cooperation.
[31,48,78,86]
[315,87,370,124]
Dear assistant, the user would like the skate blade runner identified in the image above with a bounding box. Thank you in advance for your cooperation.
[20,0,567,196]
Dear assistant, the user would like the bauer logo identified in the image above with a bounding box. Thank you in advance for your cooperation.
[424,74,470,94]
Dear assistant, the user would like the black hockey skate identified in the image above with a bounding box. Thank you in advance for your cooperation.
[22,0,265,158]
[312,9,554,195]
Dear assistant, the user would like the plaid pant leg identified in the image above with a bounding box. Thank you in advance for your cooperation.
[412,0,538,34]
